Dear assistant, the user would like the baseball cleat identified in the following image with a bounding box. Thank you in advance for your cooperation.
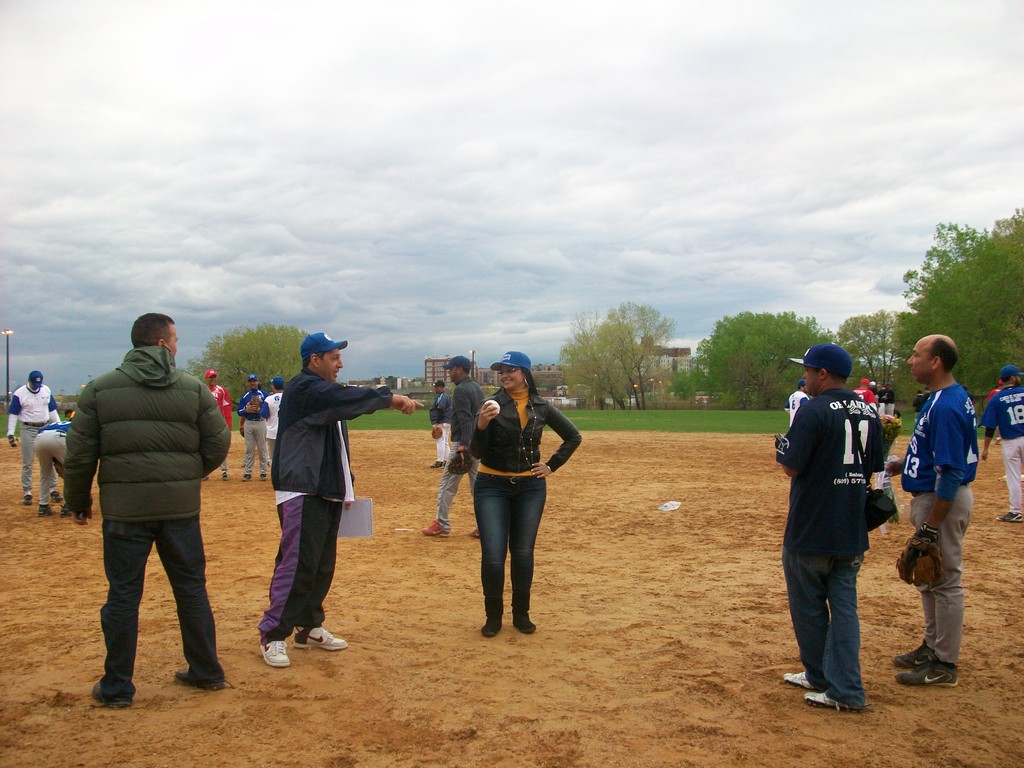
[895,660,957,687]
[892,642,937,669]
[996,512,1022,523]
[804,692,867,712]
[783,671,818,690]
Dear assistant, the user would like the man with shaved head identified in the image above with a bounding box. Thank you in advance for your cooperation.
[887,334,978,688]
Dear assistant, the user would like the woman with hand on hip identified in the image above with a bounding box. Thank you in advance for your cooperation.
[470,351,582,637]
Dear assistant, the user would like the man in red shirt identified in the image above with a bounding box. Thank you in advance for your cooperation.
[853,378,878,411]
[205,370,233,480]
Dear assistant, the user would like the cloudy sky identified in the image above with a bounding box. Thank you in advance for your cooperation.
[2,1,1021,396]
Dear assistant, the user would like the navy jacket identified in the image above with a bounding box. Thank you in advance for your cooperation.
[271,368,392,499]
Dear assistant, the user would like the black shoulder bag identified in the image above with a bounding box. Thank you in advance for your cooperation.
[838,400,896,531]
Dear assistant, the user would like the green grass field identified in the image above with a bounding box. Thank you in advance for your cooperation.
[346,408,919,435]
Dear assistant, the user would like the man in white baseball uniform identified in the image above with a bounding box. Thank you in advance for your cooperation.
[264,376,285,463]
[7,370,61,507]
[786,378,809,426]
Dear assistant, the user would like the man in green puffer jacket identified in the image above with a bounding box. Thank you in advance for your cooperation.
[64,313,230,708]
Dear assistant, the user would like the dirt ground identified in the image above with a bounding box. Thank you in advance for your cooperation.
[1,429,1021,767]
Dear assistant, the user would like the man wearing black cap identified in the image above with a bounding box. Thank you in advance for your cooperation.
[264,376,286,463]
[7,369,61,508]
[776,343,883,712]
[980,364,1024,523]
[258,332,422,669]
[428,380,453,468]
[422,355,484,538]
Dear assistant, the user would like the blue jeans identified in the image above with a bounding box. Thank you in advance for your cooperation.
[782,546,865,708]
[99,516,223,700]
[474,474,546,599]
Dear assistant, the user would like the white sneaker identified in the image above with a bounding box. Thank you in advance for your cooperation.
[783,671,817,690]
[804,691,867,712]
[261,639,290,667]
[293,626,348,651]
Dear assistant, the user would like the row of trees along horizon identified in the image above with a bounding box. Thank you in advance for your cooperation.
[186,209,1023,410]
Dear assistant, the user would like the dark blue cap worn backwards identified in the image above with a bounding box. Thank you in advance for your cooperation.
[788,343,853,379]
[301,332,348,361]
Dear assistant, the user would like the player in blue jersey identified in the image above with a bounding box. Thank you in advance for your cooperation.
[980,364,1024,523]
[776,343,883,712]
[887,334,978,688]
[34,414,74,517]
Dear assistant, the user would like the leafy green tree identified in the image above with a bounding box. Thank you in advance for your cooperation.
[185,324,308,400]
[560,303,675,409]
[899,211,1024,394]
[696,312,830,409]
[837,310,901,385]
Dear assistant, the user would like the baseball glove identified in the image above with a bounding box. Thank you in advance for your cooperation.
[431,425,443,440]
[896,536,943,585]
[447,450,473,475]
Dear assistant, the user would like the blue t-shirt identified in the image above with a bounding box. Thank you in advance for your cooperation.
[900,383,978,497]
[980,386,1024,441]
[776,389,884,556]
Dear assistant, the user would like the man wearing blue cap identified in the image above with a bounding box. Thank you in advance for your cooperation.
[258,332,422,669]
[422,354,484,538]
[777,343,883,712]
[238,373,270,481]
[786,377,808,426]
[980,364,1024,523]
[264,376,286,463]
[7,370,61,508]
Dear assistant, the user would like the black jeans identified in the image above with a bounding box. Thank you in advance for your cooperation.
[474,474,546,599]
[99,516,222,700]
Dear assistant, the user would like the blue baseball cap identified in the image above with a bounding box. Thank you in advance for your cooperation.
[797,378,806,387]
[28,370,43,385]
[788,343,853,379]
[271,376,285,388]
[300,332,348,361]
[247,373,259,381]
[443,355,473,371]
[1000,364,1021,381]
[490,351,532,371]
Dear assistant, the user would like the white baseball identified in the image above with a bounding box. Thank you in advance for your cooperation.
[483,399,500,416]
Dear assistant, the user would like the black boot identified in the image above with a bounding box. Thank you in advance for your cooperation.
[481,597,503,637]
[512,592,536,634]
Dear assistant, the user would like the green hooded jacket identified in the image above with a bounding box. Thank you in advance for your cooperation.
[63,346,230,521]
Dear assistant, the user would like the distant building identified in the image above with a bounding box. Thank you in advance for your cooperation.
[655,347,694,373]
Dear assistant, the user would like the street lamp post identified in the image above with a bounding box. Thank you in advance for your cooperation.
[1,329,12,405]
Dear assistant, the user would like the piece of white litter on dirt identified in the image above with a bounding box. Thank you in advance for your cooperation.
[395,528,414,531]
[657,501,681,511]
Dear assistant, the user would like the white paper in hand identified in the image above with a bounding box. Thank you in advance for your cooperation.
[338,498,373,537]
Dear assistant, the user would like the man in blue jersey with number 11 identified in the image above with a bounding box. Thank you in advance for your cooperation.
[886,334,978,689]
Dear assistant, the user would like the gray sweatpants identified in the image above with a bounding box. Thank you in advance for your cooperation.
[909,487,973,664]
[434,458,479,531]
[243,420,269,476]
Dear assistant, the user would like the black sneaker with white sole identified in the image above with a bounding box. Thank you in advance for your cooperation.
[892,642,937,669]
[895,660,957,687]
[996,512,1022,523]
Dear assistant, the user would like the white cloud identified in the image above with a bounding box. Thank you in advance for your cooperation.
[1,0,1021,393]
